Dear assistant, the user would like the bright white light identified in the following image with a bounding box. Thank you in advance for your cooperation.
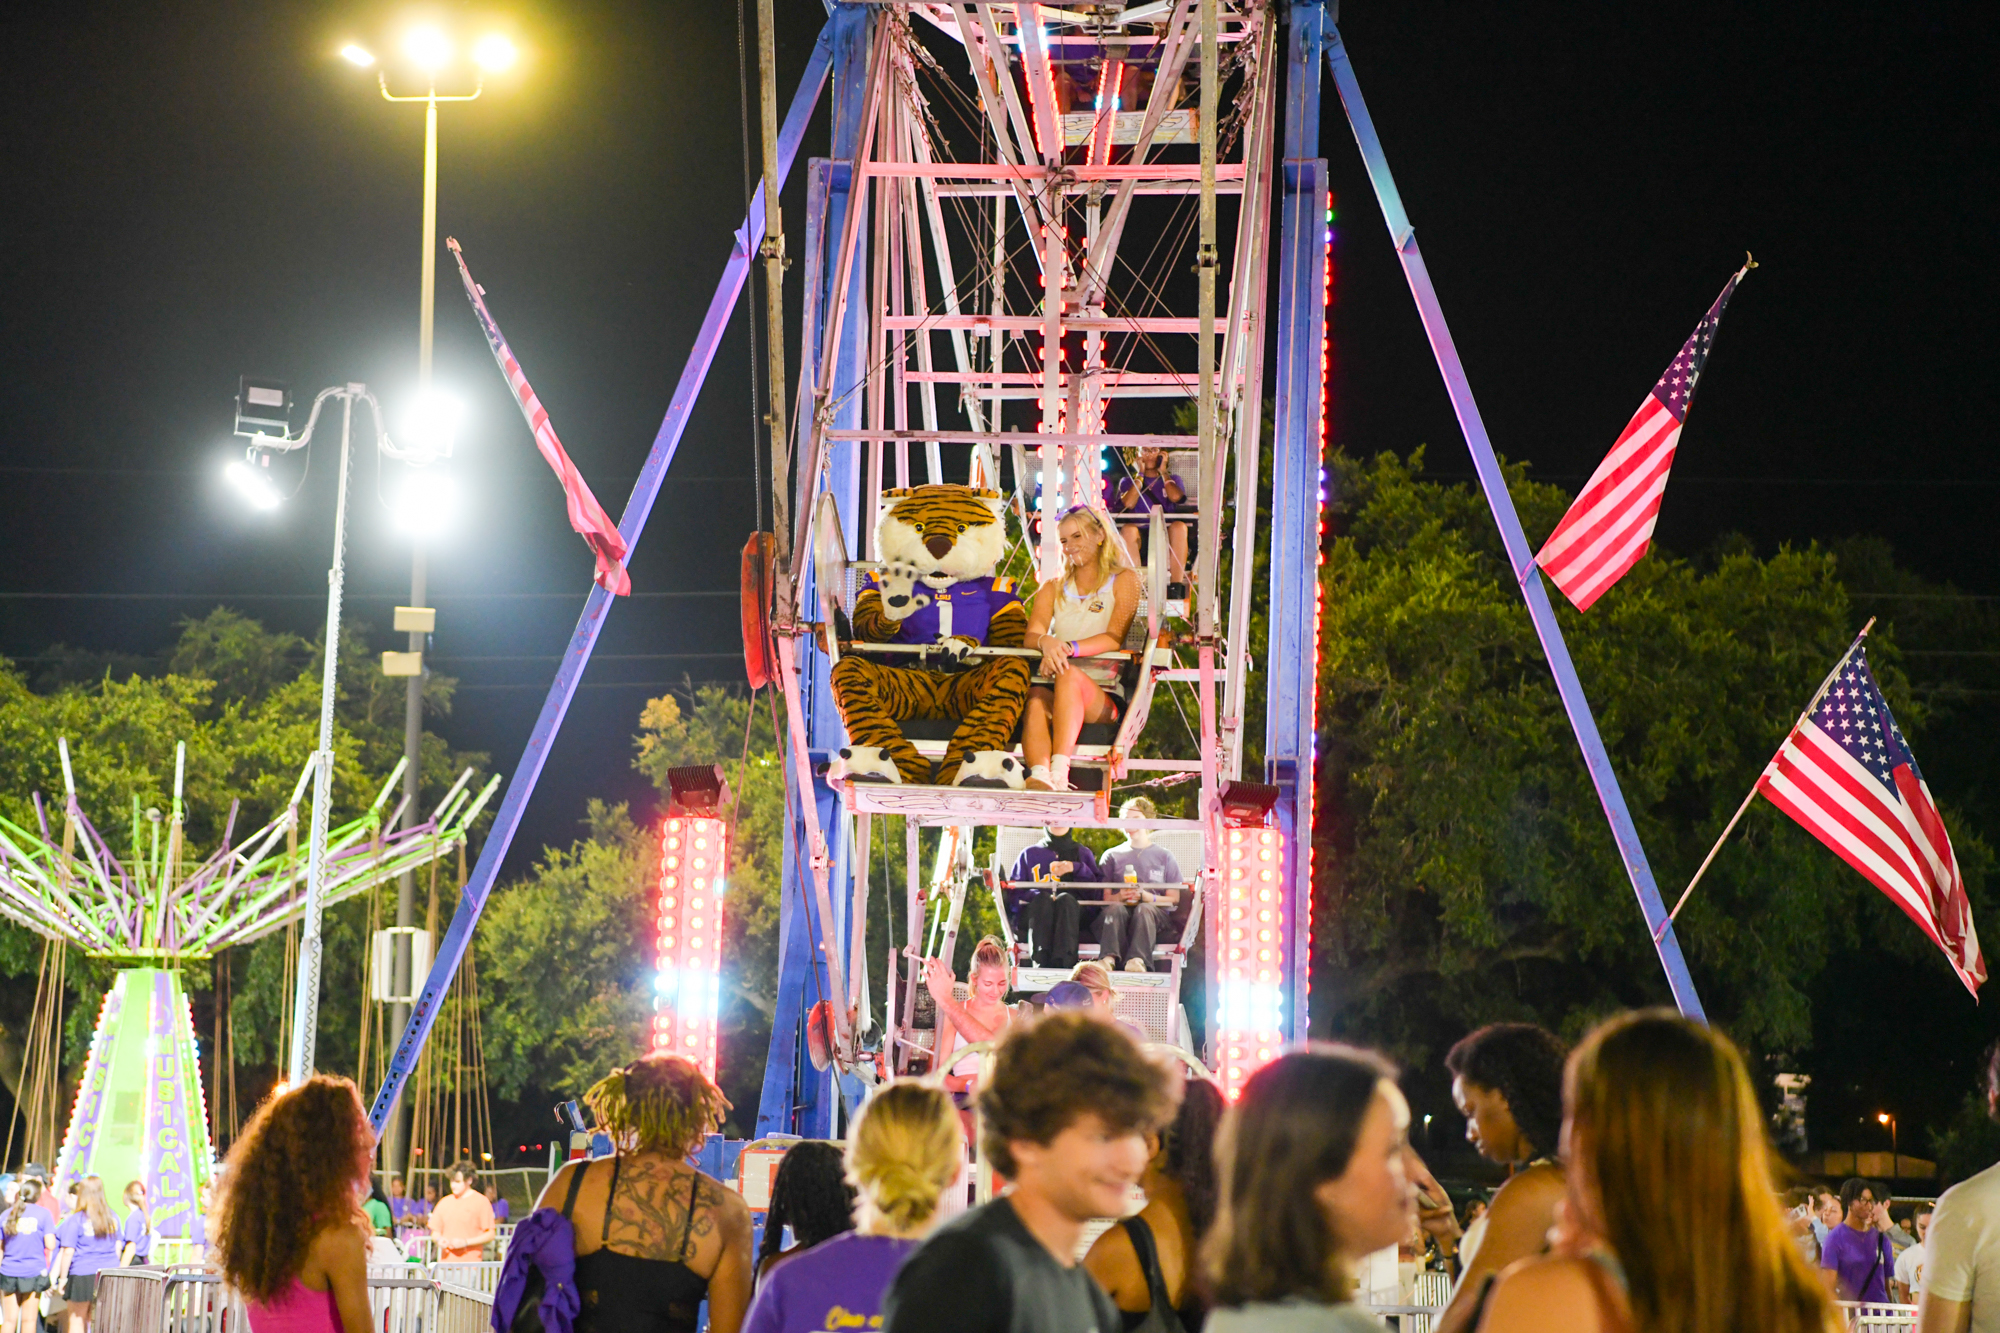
[472,34,517,71]
[389,469,459,538]
[225,460,282,511]
[403,25,451,71]
[340,44,376,67]
[402,390,463,459]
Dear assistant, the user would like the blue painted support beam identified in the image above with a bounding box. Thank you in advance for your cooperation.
[1262,1,1331,1047]
[366,24,837,1135]
[1322,27,1705,1019]
[757,2,870,1140]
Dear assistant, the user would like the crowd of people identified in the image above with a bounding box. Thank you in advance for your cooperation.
[144,995,2000,1333]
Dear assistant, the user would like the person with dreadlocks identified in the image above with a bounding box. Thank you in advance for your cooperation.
[533,1053,753,1333]
[752,1142,856,1288]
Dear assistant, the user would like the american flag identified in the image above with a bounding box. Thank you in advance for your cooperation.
[1536,263,1750,610]
[448,238,631,597]
[1759,647,1985,996]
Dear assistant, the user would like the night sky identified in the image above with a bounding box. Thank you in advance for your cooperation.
[3,1,1995,1142]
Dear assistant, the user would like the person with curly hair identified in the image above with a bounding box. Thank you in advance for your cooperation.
[1086,1075,1225,1332]
[51,1177,120,1333]
[745,1081,963,1333]
[210,1075,376,1333]
[882,1012,1178,1333]
[1425,1023,1568,1333]
[753,1143,853,1285]
[532,1053,752,1333]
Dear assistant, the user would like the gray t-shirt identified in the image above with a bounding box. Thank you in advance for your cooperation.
[1206,1301,1384,1332]
[1100,843,1182,886]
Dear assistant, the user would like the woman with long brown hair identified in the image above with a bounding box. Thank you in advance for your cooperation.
[1477,1011,1840,1333]
[51,1178,119,1333]
[211,1075,375,1333]
[533,1053,753,1333]
[1202,1046,1417,1332]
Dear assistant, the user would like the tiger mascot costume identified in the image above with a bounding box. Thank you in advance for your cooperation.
[829,485,1031,787]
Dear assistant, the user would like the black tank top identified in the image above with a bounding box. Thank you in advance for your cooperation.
[571,1156,709,1333]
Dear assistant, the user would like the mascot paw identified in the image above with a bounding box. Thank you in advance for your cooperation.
[933,636,978,669]
[829,746,904,785]
[876,560,932,622]
[952,751,1026,790]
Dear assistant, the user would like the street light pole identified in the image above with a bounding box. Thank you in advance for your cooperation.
[288,388,361,1085]
[386,78,446,1186]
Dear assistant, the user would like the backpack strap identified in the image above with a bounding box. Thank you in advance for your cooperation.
[559,1160,591,1222]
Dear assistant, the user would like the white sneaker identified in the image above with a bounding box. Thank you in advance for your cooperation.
[1123,957,1146,972]
[1049,756,1071,791]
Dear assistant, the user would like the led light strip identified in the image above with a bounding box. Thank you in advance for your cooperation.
[655,816,730,1078]
[1216,827,1286,1098]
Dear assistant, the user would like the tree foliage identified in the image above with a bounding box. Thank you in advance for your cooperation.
[1314,450,1993,1069]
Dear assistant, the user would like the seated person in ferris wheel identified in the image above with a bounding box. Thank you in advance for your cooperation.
[1105,445,1191,596]
[1022,506,1140,793]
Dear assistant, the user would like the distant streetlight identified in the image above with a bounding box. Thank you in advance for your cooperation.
[226,381,445,1084]
[340,44,376,67]
[343,17,517,1181]
[1879,1111,1898,1172]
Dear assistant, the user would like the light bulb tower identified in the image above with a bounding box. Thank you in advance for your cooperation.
[340,22,515,1180]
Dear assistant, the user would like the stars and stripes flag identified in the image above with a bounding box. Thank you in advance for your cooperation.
[1759,646,1985,996]
[1535,260,1753,610]
[448,238,631,597]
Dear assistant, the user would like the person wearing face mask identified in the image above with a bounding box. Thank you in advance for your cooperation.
[1009,826,1100,968]
[1418,1024,1567,1333]
[1200,1044,1418,1332]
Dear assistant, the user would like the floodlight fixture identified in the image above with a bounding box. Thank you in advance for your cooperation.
[401,390,462,460]
[235,376,292,439]
[388,468,458,538]
[471,34,517,72]
[403,25,450,72]
[664,764,734,817]
[1217,779,1281,828]
[224,459,282,511]
[340,44,376,67]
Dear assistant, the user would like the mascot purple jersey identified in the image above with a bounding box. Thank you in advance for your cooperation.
[860,572,1021,647]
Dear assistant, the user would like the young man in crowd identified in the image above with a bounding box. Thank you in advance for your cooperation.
[1895,1206,1932,1305]
[882,1012,1178,1333]
[428,1160,497,1263]
[1921,1040,2000,1332]
[1822,1178,1894,1303]
[1095,798,1183,973]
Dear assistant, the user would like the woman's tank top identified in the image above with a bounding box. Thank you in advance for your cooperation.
[245,1279,341,1333]
[1048,575,1124,693]
[573,1157,709,1333]
[942,1003,1011,1078]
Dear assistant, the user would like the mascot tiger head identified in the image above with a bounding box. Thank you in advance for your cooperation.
[875,485,1009,589]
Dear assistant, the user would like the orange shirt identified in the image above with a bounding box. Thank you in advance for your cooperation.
[427,1190,494,1262]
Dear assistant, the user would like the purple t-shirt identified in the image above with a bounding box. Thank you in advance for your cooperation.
[743,1233,917,1333]
[1821,1222,1893,1301]
[491,1198,510,1223]
[118,1209,150,1261]
[54,1212,119,1277]
[0,1205,55,1278]
[1105,472,1188,514]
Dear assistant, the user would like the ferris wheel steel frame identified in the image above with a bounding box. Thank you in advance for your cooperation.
[361,0,1703,1144]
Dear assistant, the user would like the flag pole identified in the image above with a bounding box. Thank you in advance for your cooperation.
[1654,615,1876,942]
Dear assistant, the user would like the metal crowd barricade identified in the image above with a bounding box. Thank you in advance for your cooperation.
[1840,1302,1917,1332]
[95,1261,501,1333]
